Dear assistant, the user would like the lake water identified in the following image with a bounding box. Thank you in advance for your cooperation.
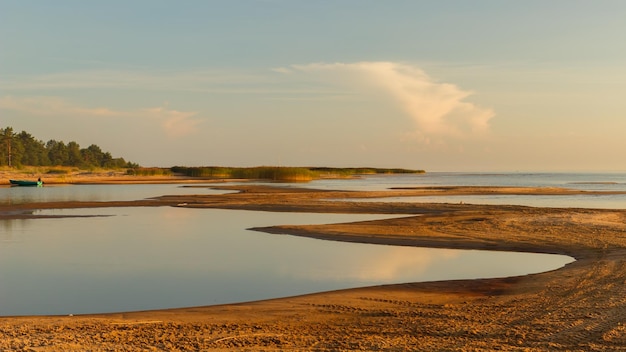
[1,172,606,316]
[0,183,234,205]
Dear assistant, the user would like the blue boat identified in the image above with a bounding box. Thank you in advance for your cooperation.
[9,179,43,187]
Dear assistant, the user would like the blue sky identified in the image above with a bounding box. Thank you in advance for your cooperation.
[2,1,626,171]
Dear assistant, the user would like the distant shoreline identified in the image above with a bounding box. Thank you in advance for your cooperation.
[0,169,228,185]
[1,166,425,185]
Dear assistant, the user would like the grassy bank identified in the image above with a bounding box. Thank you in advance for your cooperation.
[2,165,425,183]
[169,166,424,182]
[0,165,121,176]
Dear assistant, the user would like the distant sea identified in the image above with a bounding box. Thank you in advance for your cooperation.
[305,172,626,210]
[306,172,626,192]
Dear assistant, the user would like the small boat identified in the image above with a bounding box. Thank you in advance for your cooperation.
[9,179,43,187]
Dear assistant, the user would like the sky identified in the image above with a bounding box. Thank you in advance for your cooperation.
[2,1,626,172]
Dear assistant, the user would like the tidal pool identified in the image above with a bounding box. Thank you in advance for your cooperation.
[0,207,574,316]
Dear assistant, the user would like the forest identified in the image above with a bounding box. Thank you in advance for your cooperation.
[0,127,137,168]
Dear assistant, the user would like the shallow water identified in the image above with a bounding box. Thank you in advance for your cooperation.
[0,207,573,316]
[305,172,626,192]
[0,183,232,205]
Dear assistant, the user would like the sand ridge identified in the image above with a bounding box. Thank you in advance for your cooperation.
[2,180,626,350]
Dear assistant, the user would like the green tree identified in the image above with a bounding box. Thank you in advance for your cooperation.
[2,126,137,168]
[81,144,103,167]
[0,127,14,166]
[16,131,49,166]
[46,140,69,166]
[9,135,25,167]
[100,151,113,167]
[67,141,82,166]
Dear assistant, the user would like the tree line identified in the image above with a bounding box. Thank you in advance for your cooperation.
[1,127,137,168]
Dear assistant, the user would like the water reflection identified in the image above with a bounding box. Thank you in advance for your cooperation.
[0,183,232,205]
[0,207,573,316]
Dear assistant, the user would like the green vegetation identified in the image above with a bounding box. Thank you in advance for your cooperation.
[170,166,319,181]
[1,126,137,169]
[310,167,424,176]
[45,168,72,175]
[126,167,173,176]
[171,166,424,182]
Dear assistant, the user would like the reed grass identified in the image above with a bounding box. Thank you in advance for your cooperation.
[171,166,424,182]
[0,165,79,175]
[45,168,72,175]
[171,166,318,181]
[126,167,173,176]
[311,167,423,175]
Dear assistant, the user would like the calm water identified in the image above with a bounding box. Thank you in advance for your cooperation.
[1,173,607,316]
[306,172,626,192]
[1,207,573,316]
[0,183,233,205]
[314,172,626,209]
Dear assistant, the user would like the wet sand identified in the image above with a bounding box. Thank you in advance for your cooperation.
[2,175,626,351]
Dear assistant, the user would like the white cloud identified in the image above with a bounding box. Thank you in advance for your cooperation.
[287,62,495,138]
[143,106,201,138]
[0,95,200,139]
[270,67,292,74]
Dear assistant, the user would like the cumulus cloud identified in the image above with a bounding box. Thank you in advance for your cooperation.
[0,95,200,138]
[287,62,494,137]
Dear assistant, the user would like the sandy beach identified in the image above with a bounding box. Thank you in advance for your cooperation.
[2,173,626,351]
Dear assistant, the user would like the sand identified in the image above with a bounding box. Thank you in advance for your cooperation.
[2,174,626,351]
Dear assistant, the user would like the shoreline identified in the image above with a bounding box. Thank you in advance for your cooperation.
[2,175,626,350]
[1,170,232,185]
